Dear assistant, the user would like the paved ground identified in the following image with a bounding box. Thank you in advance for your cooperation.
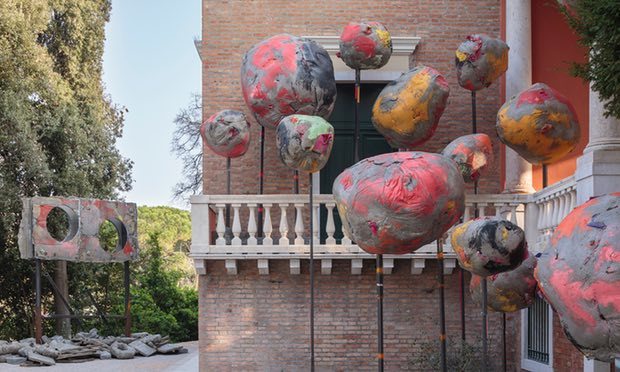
[1,341,198,372]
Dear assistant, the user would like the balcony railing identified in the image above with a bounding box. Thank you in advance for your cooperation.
[190,176,576,275]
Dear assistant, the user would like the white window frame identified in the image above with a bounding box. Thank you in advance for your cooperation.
[521,298,554,372]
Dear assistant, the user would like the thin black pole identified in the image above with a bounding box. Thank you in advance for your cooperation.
[376,254,384,372]
[438,239,447,372]
[354,69,361,163]
[226,157,231,238]
[309,173,315,372]
[471,91,477,134]
[502,313,507,372]
[294,170,299,194]
[542,165,548,189]
[124,261,131,337]
[472,89,487,370]
[35,259,42,343]
[460,269,466,342]
[258,126,265,237]
[482,279,488,372]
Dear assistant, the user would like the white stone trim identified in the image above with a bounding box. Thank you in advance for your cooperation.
[520,302,554,372]
[306,35,421,82]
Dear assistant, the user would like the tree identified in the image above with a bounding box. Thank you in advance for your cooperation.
[171,93,203,201]
[560,0,620,118]
[0,0,132,339]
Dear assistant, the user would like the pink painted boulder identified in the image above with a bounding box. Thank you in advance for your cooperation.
[241,34,337,129]
[536,193,620,362]
[332,152,465,255]
[201,110,251,158]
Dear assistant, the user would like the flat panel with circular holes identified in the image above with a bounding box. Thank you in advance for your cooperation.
[19,197,138,262]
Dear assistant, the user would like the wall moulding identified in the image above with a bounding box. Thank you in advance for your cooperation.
[307,35,421,82]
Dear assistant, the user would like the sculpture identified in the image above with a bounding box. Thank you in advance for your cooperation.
[371,66,450,149]
[496,82,580,165]
[333,152,465,255]
[241,34,337,129]
[536,193,620,362]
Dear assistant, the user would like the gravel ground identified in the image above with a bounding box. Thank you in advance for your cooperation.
[1,340,198,372]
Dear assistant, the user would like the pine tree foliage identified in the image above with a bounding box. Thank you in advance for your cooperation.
[560,0,620,118]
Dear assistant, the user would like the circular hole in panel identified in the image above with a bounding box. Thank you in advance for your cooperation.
[46,207,71,242]
[98,218,128,253]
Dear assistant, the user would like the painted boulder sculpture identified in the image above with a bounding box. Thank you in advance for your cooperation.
[201,110,251,158]
[276,115,334,173]
[333,152,465,255]
[337,21,392,70]
[451,217,527,277]
[536,193,620,362]
[240,34,337,129]
[441,133,493,183]
[496,83,580,165]
[455,34,509,91]
[470,254,538,312]
[372,66,450,149]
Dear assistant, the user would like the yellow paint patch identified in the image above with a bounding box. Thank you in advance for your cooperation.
[455,50,468,62]
[485,50,508,83]
[372,70,433,135]
[375,28,391,48]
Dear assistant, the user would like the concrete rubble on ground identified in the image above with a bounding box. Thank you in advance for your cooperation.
[0,329,188,367]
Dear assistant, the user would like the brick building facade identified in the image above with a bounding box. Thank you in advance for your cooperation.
[194,0,612,371]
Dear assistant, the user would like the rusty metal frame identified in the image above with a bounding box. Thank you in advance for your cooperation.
[33,259,132,343]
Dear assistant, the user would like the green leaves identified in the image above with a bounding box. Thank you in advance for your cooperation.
[560,0,620,118]
[0,0,132,339]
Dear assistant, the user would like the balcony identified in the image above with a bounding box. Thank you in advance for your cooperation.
[190,176,576,276]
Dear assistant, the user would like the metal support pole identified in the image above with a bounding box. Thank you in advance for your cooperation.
[258,126,265,237]
[472,91,477,134]
[376,254,384,372]
[124,261,131,337]
[482,279,488,372]
[542,165,548,190]
[294,170,299,194]
[438,239,447,372]
[502,313,507,372]
[35,259,42,344]
[226,157,232,240]
[460,269,466,343]
[309,173,315,372]
[354,69,361,163]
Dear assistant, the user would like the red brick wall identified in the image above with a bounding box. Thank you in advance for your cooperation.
[552,312,584,372]
[201,0,503,196]
[199,260,518,371]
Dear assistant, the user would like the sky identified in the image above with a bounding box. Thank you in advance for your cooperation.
[102,1,201,209]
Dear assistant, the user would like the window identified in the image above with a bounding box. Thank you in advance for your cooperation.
[521,296,553,372]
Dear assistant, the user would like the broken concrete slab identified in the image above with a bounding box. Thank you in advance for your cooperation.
[5,355,26,365]
[0,341,21,355]
[110,341,135,359]
[129,340,156,357]
[27,351,56,366]
[157,344,183,354]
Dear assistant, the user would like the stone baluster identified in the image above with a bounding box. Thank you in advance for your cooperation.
[231,203,242,245]
[325,203,336,245]
[247,204,258,245]
[279,204,289,245]
[313,204,319,242]
[263,203,273,245]
[215,204,226,245]
[294,203,304,245]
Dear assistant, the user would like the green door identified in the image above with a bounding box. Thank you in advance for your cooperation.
[320,83,393,241]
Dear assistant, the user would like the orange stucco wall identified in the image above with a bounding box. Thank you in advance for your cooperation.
[531,1,589,189]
